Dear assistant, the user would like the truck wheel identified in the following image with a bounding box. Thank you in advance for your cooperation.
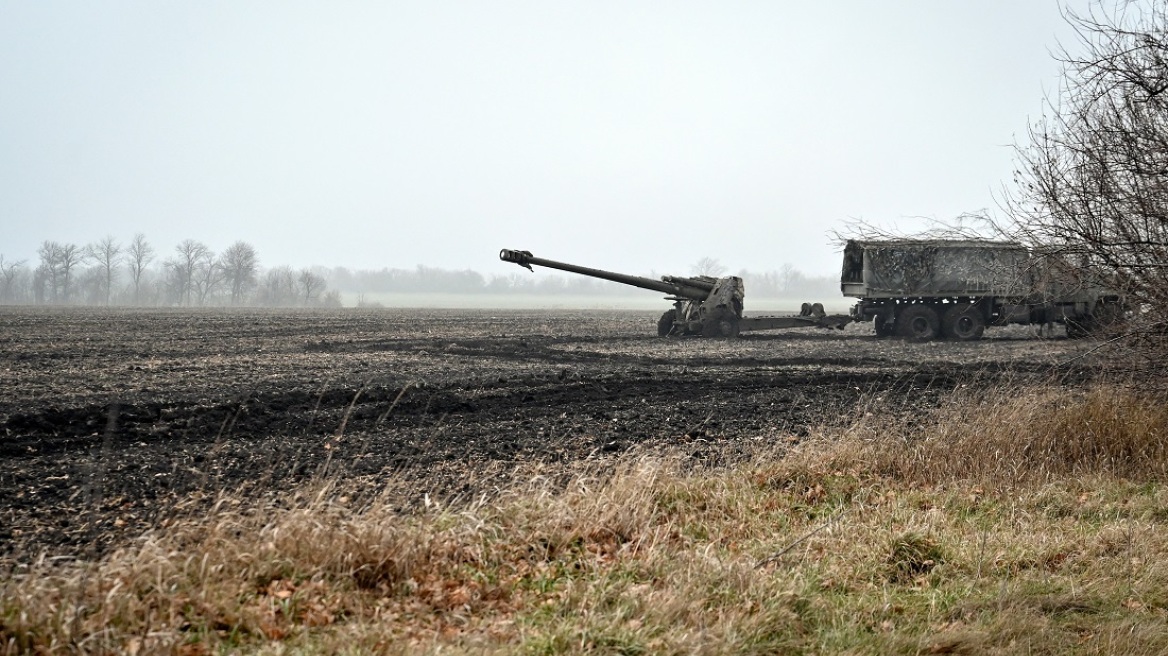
[1091,300,1123,332]
[897,305,940,340]
[873,310,895,337]
[657,309,678,337]
[1065,316,1094,339]
[942,304,985,341]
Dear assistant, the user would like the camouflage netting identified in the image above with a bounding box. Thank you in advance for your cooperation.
[843,240,1032,297]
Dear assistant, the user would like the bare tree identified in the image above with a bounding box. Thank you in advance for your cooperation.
[58,243,81,303]
[297,269,326,306]
[777,263,798,294]
[192,251,223,306]
[167,239,211,306]
[690,256,728,277]
[0,255,27,303]
[36,241,62,303]
[36,241,81,304]
[126,233,155,305]
[220,241,259,305]
[84,236,122,306]
[1009,2,1168,358]
[260,266,297,306]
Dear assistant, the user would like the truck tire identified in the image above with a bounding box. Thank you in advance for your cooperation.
[873,310,895,337]
[657,309,678,337]
[942,303,985,341]
[1091,300,1124,332]
[897,305,940,340]
[1067,300,1125,338]
[1065,316,1094,339]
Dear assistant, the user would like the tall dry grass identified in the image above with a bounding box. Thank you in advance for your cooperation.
[3,382,1168,654]
[775,383,1168,488]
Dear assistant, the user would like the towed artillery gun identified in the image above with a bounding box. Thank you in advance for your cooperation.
[499,249,850,337]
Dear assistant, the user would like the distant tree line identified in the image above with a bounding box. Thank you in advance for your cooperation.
[318,260,839,301]
[0,234,341,307]
[1,238,838,307]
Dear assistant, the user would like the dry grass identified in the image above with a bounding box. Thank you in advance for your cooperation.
[782,382,1168,487]
[3,383,1168,654]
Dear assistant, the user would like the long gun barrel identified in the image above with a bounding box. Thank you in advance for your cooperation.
[499,249,713,301]
[499,247,847,339]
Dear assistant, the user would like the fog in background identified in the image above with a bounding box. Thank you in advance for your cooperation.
[1,1,1089,281]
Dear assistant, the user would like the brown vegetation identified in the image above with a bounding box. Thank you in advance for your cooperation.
[3,382,1166,655]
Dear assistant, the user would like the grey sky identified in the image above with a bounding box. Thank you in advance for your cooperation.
[1,1,1089,277]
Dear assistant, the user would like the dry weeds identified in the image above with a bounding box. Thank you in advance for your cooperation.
[3,383,1168,655]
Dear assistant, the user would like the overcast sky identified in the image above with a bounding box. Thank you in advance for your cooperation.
[1,1,1093,278]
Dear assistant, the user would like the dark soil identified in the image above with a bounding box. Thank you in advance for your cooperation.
[0,307,1098,564]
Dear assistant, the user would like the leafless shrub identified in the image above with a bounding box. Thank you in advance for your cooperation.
[1008,1,1168,365]
[829,213,1011,246]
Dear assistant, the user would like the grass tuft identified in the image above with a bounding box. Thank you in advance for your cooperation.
[887,532,945,583]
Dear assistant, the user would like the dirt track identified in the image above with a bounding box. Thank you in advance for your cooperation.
[0,307,1097,564]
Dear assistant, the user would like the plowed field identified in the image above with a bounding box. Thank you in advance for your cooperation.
[0,307,1097,564]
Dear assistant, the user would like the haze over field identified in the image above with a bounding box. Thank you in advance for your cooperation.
[1,1,1091,277]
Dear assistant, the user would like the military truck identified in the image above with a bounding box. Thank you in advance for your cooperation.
[842,239,1124,340]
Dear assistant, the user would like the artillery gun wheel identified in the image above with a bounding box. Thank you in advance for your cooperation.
[702,317,740,338]
[700,308,740,338]
[719,318,741,338]
[942,303,985,341]
[657,309,678,337]
[897,305,940,340]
